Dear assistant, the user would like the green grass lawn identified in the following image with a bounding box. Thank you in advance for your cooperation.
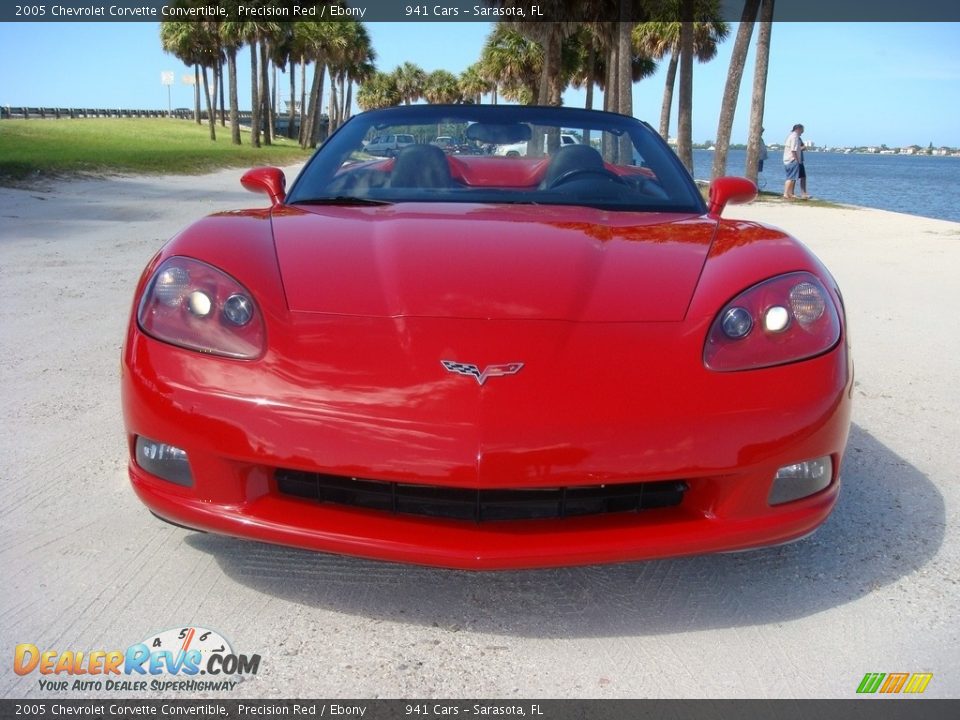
[0,118,314,183]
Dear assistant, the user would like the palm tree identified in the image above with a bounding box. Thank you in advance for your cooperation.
[676,9,694,171]
[297,21,343,147]
[340,26,376,127]
[219,1,246,144]
[459,63,491,104]
[423,70,462,104]
[567,24,656,113]
[745,0,774,185]
[326,22,371,134]
[258,30,275,145]
[356,72,401,111]
[393,62,427,105]
[159,19,200,120]
[711,0,761,179]
[234,15,282,147]
[480,25,542,105]
[270,21,298,139]
[615,2,637,161]
[160,12,219,141]
[344,55,375,125]
[633,1,729,141]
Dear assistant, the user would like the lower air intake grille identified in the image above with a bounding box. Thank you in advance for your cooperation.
[276,469,687,522]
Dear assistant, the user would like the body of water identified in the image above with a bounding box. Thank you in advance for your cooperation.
[693,148,960,223]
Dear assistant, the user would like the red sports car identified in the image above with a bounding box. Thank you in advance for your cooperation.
[122,105,852,569]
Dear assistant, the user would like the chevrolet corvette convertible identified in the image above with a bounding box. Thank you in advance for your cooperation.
[122,105,852,569]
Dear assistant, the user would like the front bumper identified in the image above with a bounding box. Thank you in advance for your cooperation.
[122,315,852,570]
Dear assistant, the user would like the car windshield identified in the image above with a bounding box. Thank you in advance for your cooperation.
[287,105,705,214]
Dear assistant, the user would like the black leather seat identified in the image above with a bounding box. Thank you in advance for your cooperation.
[541,144,606,188]
[390,144,454,188]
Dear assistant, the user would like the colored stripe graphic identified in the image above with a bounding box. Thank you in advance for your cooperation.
[880,673,910,693]
[857,673,885,693]
[857,672,932,694]
[903,673,933,694]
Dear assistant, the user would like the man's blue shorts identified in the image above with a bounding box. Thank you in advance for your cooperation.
[784,161,800,180]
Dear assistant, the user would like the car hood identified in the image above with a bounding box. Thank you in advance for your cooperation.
[272,203,716,322]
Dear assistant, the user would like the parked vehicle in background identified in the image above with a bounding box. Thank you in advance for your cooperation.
[431,135,486,155]
[364,133,416,157]
[495,132,581,157]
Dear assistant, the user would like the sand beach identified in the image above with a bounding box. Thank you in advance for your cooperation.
[1,166,957,698]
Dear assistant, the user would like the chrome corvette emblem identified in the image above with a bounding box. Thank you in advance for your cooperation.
[441,360,524,385]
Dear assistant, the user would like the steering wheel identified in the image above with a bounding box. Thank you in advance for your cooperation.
[547,168,629,189]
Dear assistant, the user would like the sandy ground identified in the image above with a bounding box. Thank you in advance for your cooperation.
[1,166,958,700]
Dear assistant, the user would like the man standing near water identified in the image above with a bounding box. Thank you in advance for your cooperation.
[783,123,804,199]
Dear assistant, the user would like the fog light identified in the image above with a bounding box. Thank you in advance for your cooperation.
[769,456,832,505]
[135,436,193,487]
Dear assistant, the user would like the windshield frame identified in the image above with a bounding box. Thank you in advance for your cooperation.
[286,104,707,215]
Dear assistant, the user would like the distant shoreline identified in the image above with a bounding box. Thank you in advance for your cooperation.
[695,145,960,158]
[692,148,960,224]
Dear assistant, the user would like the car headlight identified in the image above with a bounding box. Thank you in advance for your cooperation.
[137,257,265,359]
[703,272,841,371]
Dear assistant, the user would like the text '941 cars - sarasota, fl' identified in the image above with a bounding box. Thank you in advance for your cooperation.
[122,104,852,570]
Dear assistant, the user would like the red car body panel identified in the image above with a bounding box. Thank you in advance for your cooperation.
[122,165,853,568]
[273,204,715,321]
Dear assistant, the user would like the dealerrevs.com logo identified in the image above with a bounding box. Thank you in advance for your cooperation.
[14,627,260,692]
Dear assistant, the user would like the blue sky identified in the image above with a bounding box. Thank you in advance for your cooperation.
[1,21,958,148]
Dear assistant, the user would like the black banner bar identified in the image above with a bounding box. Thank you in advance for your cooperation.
[2,0,959,23]
[1,700,958,720]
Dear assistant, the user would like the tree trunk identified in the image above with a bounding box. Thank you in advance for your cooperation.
[218,57,226,127]
[658,52,678,141]
[676,15,695,173]
[537,28,553,106]
[287,58,297,139]
[582,36,596,146]
[201,66,216,141]
[540,27,564,107]
[584,40,595,111]
[711,0,760,179]
[299,55,307,144]
[602,26,618,162]
[745,0,774,185]
[617,18,633,163]
[310,64,326,146]
[302,62,317,147]
[250,39,260,148]
[227,47,240,145]
[208,62,219,130]
[259,38,272,145]
[328,75,339,134]
[193,65,201,124]
[203,65,217,125]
